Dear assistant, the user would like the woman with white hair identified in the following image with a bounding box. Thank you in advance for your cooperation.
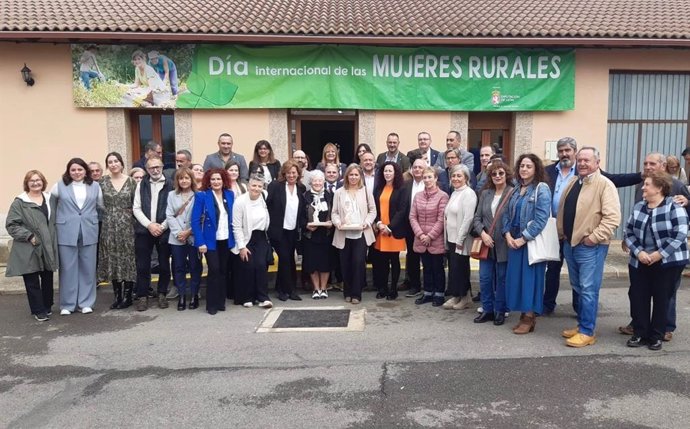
[443,164,477,310]
[300,170,334,299]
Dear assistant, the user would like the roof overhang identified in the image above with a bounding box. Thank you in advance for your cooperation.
[1,31,690,48]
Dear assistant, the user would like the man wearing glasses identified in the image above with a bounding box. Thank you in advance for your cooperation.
[434,131,475,175]
[132,156,173,311]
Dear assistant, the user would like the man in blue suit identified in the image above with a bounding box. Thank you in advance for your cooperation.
[408,131,440,168]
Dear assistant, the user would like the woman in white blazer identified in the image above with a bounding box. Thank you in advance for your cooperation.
[331,164,376,304]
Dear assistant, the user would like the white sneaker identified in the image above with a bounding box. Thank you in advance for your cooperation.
[320,290,328,299]
[243,302,253,308]
[312,291,320,300]
[166,286,179,300]
[60,309,71,316]
[477,306,483,313]
[258,301,273,308]
[80,307,93,314]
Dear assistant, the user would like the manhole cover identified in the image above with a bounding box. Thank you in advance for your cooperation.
[273,309,351,328]
[257,306,366,333]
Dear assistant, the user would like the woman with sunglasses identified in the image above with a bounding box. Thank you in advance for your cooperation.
[472,160,514,325]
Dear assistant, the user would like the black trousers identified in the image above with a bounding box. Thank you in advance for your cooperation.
[205,240,230,312]
[272,228,298,295]
[236,230,271,304]
[23,270,54,315]
[135,233,171,296]
[629,263,683,342]
[446,243,471,297]
[341,237,367,300]
[372,247,401,296]
[404,235,421,290]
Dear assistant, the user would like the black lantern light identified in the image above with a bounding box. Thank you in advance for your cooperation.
[21,63,35,86]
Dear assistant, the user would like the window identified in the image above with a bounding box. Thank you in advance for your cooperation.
[129,110,176,168]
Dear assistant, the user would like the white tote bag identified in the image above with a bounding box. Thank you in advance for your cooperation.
[527,183,561,265]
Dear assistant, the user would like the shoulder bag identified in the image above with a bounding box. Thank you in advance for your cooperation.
[471,187,515,260]
[527,183,560,265]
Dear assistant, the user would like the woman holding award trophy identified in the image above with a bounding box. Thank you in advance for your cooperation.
[300,170,334,299]
[331,164,377,304]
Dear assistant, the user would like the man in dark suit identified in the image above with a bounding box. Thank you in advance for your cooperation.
[376,132,411,173]
[407,131,440,168]
[401,157,427,297]
[544,137,643,316]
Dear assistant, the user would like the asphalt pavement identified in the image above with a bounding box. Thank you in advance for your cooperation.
[1,269,689,428]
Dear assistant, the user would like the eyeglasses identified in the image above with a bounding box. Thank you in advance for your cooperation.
[491,171,506,178]
[147,165,162,170]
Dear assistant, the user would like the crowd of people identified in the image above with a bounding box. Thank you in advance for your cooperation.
[6,132,689,351]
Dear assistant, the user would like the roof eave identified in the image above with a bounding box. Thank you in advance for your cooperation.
[1,31,689,48]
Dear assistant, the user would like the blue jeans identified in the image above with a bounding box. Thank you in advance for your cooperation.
[563,242,609,336]
[80,71,99,90]
[479,257,507,313]
[170,244,202,296]
[543,240,580,314]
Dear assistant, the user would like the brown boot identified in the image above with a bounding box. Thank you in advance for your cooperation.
[513,313,526,331]
[513,314,535,335]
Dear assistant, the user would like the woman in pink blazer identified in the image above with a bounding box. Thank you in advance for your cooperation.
[331,164,376,304]
[410,166,449,306]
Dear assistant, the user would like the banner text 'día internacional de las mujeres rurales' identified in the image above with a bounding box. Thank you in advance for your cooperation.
[72,44,574,111]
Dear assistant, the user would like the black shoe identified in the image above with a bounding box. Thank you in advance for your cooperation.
[207,309,217,315]
[386,294,398,301]
[278,292,289,302]
[34,313,49,322]
[626,335,647,348]
[474,312,495,323]
[406,288,421,298]
[472,292,481,303]
[177,296,186,311]
[432,297,444,307]
[110,283,123,310]
[415,295,433,305]
[119,283,133,309]
[493,312,506,326]
[648,340,663,351]
[376,292,387,299]
[189,294,199,310]
[218,306,226,311]
[289,292,302,301]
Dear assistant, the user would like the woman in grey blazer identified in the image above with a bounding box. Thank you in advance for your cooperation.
[51,158,103,315]
[472,159,514,325]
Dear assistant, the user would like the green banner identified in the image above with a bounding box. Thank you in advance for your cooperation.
[72,44,574,111]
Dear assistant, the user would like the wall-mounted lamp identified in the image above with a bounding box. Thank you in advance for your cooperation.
[21,63,35,86]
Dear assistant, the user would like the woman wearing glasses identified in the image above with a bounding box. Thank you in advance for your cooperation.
[472,160,514,325]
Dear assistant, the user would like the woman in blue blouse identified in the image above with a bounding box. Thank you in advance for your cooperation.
[191,168,235,315]
[502,153,551,334]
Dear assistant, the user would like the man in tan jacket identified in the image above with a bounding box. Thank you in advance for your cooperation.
[557,146,621,347]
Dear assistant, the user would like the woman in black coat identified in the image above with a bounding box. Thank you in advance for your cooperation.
[300,170,334,299]
[371,162,408,300]
[266,159,307,301]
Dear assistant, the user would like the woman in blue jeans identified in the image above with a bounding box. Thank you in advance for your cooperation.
[166,168,202,311]
[472,160,514,325]
[502,153,551,334]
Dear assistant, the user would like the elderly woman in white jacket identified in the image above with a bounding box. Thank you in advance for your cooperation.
[443,164,478,310]
[232,173,273,308]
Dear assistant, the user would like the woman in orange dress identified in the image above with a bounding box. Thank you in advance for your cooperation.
[372,162,407,300]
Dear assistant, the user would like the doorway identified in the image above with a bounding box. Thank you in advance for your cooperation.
[289,110,357,169]
[129,110,176,169]
[468,112,512,173]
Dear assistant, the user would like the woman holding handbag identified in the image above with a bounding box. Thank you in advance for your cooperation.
[442,164,477,310]
[501,153,551,334]
[472,160,514,325]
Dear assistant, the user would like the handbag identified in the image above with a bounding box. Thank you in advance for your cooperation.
[471,187,515,260]
[527,183,560,265]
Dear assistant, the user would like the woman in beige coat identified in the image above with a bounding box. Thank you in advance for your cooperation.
[331,164,376,304]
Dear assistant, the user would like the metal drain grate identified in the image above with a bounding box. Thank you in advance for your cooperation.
[273,309,351,328]
[256,306,366,333]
